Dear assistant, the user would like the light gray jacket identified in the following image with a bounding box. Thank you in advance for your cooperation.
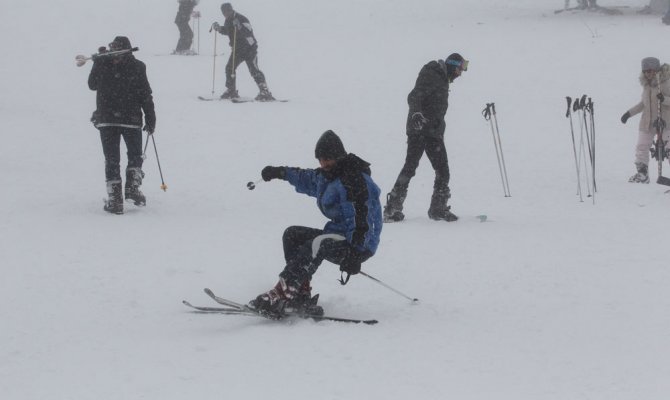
[627,64,670,132]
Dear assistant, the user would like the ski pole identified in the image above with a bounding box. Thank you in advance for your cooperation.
[75,47,139,67]
[654,75,670,186]
[246,179,262,190]
[150,134,167,191]
[565,97,583,202]
[359,271,419,303]
[482,103,511,197]
[209,24,218,98]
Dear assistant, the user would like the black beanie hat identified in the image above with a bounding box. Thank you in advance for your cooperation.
[221,3,233,13]
[109,36,132,50]
[315,130,346,160]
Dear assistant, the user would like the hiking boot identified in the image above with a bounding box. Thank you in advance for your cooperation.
[220,89,239,99]
[125,167,146,206]
[103,180,123,215]
[628,162,650,183]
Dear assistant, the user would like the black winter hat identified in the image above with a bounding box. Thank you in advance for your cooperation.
[221,3,233,13]
[315,130,346,160]
[109,36,132,50]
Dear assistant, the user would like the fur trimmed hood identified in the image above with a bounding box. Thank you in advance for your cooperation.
[639,63,670,87]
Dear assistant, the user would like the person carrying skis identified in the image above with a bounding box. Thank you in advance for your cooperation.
[621,57,670,183]
[173,0,199,55]
[88,36,156,214]
[249,130,383,317]
[383,53,468,223]
[211,3,275,101]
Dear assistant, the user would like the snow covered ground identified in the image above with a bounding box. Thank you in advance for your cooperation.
[2,0,670,399]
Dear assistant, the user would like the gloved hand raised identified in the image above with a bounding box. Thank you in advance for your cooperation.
[620,111,630,124]
[261,166,286,181]
[411,112,429,130]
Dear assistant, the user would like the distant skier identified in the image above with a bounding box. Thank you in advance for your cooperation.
[249,130,382,317]
[620,57,670,183]
[383,53,468,223]
[88,36,156,214]
[211,3,275,101]
[173,0,199,55]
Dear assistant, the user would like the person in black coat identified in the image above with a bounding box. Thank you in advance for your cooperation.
[211,3,275,101]
[174,0,199,55]
[88,36,156,215]
[383,53,468,223]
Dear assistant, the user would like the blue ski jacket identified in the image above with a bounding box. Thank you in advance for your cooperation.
[284,154,382,255]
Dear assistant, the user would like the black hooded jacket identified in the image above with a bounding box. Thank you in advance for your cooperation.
[406,60,451,138]
[88,53,156,130]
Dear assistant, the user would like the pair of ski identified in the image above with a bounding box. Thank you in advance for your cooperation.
[197,96,288,103]
[183,288,378,325]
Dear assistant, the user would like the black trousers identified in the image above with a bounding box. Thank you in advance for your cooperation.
[175,20,193,51]
[99,127,143,182]
[279,226,350,286]
[225,50,266,90]
[391,134,450,197]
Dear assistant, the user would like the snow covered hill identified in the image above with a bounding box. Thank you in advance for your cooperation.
[2,1,669,399]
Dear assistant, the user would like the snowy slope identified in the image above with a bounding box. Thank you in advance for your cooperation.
[2,1,670,399]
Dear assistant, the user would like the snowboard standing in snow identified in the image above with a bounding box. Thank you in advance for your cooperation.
[383,53,468,223]
[245,130,382,318]
[87,36,156,214]
[211,3,276,101]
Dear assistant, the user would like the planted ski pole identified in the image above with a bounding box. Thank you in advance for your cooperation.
[359,271,419,303]
[566,96,584,201]
[209,23,218,98]
[75,47,139,67]
[150,134,167,191]
[482,102,511,197]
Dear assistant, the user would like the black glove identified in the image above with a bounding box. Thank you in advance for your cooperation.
[621,112,630,124]
[658,93,665,103]
[339,249,364,275]
[143,124,155,135]
[410,112,428,130]
[261,166,286,181]
[211,22,221,32]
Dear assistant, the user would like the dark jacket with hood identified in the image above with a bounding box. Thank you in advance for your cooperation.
[406,60,451,138]
[216,11,258,55]
[284,154,383,257]
[88,37,156,131]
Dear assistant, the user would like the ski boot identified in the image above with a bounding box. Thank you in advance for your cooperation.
[383,191,405,222]
[248,277,299,318]
[125,167,146,206]
[628,162,650,183]
[103,180,124,215]
[289,280,324,316]
[220,89,239,100]
[255,83,275,102]
[427,189,458,222]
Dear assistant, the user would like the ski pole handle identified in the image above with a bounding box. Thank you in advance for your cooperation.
[565,96,572,118]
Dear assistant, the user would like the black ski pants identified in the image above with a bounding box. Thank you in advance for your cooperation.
[99,126,143,183]
[279,226,351,287]
[225,50,266,91]
[390,134,450,197]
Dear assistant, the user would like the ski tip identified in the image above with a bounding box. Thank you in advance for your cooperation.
[363,320,379,325]
[203,288,214,296]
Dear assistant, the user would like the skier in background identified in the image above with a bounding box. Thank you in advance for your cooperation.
[621,57,670,183]
[211,3,275,101]
[383,53,468,223]
[249,130,382,317]
[173,0,199,55]
[88,36,156,214]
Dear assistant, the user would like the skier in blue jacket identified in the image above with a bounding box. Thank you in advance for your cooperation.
[250,130,383,317]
